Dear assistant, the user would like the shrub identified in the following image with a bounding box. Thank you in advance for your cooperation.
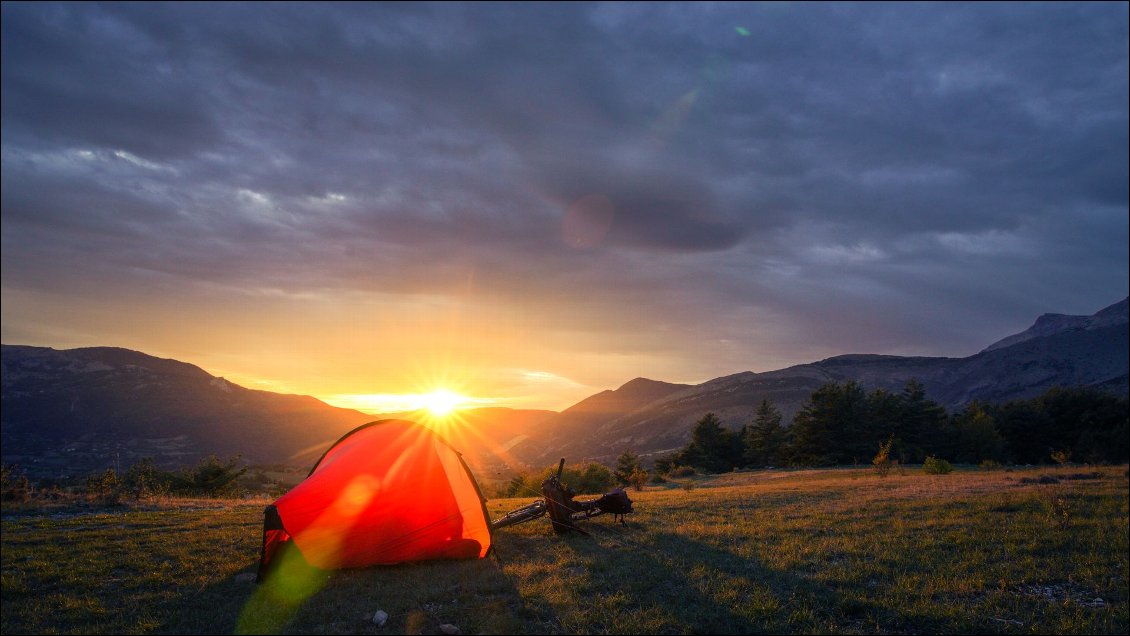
[1,464,31,503]
[669,465,697,478]
[923,456,953,475]
[85,468,123,504]
[577,462,616,494]
[979,459,1002,471]
[37,484,69,501]
[530,461,616,495]
[169,455,247,497]
[652,454,678,475]
[504,476,521,498]
[872,437,894,477]
[122,458,171,499]
[1050,449,1072,466]
[628,467,648,492]
[615,450,642,486]
[502,474,535,498]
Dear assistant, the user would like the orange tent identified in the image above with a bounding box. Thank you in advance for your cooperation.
[257,420,491,578]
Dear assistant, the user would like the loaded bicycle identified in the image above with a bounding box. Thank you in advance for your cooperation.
[490,458,633,534]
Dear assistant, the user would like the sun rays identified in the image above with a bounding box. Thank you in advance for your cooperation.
[419,389,466,417]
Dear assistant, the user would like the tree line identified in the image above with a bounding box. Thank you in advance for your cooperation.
[2,455,249,504]
[653,380,1128,474]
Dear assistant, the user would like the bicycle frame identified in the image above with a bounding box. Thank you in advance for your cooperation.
[489,458,633,533]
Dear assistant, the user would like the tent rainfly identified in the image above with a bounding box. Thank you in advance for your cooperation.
[257,419,492,579]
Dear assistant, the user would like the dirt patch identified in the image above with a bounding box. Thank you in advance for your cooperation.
[1017,583,1107,608]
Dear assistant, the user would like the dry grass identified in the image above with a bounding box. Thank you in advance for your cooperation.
[3,465,1127,634]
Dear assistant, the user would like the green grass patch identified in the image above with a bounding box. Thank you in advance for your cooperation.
[3,466,1127,634]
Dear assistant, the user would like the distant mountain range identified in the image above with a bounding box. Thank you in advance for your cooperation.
[526,297,1128,463]
[0,346,372,478]
[2,297,1125,477]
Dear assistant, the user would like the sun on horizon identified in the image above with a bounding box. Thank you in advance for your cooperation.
[321,388,482,417]
[419,389,466,417]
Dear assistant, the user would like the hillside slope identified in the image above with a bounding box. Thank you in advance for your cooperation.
[0,345,372,477]
[526,297,1128,462]
[3,297,1125,474]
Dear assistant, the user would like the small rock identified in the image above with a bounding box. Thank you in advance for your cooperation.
[372,610,388,626]
[233,572,257,583]
[439,624,461,635]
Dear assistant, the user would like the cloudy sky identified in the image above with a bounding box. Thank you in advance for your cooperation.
[2,2,1127,411]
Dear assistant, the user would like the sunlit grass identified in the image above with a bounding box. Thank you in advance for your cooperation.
[2,465,1126,634]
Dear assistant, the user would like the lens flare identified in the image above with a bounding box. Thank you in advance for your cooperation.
[421,389,466,417]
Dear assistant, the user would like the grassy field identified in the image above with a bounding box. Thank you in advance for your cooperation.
[2,465,1127,634]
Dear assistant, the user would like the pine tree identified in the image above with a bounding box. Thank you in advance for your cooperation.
[789,385,836,466]
[789,381,867,465]
[953,403,1006,463]
[744,398,786,466]
[614,449,641,486]
[687,412,733,473]
[728,424,749,469]
[898,378,948,461]
[836,381,872,463]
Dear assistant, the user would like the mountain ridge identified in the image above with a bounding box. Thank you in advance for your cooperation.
[0,344,374,478]
[982,297,1128,352]
[2,296,1126,473]
[518,297,1128,463]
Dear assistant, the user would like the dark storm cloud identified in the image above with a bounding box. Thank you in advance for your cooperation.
[0,3,223,158]
[2,2,1127,370]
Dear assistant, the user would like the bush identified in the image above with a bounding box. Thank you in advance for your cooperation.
[85,468,123,504]
[497,461,622,498]
[615,450,642,486]
[979,459,1002,471]
[652,454,678,475]
[923,456,953,475]
[1050,449,1072,466]
[499,472,541,498]
[628,467,648,492]
[872,437,894,477]
[1,464,31,503]
[669,465,697,478]
[520,461,616,495]
[575,462,616,494]
[122,458,171,499]
[170,455,247,496]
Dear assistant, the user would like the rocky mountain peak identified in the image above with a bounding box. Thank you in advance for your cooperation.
[981,297,1128,353]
